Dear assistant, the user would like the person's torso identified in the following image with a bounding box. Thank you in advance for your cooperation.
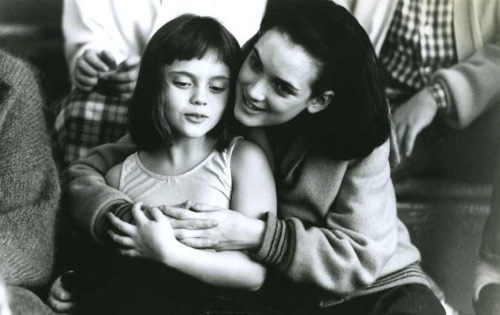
[118,140,238,208]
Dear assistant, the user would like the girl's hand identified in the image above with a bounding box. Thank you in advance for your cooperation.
[160,203,266,251]
[46,273,76,314]
[107,202,181,263]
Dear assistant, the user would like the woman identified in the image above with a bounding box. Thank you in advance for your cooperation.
[59,1,444,314]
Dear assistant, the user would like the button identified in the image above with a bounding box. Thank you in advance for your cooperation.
[422,25,433,36]
[422,66,433,74]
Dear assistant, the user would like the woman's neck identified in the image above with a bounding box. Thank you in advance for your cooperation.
[139,135,218,176]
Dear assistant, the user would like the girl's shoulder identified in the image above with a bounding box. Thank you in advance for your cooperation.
[229,138,272,176]
[104,152,138,189]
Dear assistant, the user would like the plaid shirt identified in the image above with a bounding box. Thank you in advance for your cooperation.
[54,90,129,166]
[380,0,457,112]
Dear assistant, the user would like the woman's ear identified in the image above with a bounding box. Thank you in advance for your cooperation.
[307,91,334,114]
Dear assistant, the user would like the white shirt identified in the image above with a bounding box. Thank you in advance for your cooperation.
[63,0,267,78]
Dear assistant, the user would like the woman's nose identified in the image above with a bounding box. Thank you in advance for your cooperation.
[246,79,266,102]
[191,88,208,106]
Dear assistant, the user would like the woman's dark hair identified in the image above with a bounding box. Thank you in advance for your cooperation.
[129,14,241,151]
[254,0,391,160]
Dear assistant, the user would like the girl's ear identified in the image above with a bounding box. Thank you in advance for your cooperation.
[307,90,334,114]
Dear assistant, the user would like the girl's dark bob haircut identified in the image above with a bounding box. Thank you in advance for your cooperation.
[250,0,390,160]
[128,14,241,152]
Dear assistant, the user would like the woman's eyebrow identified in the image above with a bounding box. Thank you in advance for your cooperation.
[253,47,299,93]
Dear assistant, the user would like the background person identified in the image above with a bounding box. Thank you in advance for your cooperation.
[0,47,61,314]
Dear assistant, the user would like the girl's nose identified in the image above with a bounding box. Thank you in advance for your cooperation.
[246,79,266,103]
[191,88,208,106]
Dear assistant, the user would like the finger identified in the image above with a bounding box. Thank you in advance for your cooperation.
[149,207,165,222]
[107,70,138,84]
[132,202,148,225]
[190,203,225,212]
[117,55,140,71]
[99,49,118,69]
[49,279,73,302]
[169,218,218,230]
[174,228,207,240]
[159,205,200,220]
[76,59,100,77]
[107,213,136,236]
[119,248,140,258]
[75,74,98,89]
[164,200,194,210]
[47,296,75,313]
[179,238,219,249]
[395,125,406,153]
[83,50,110,72]
[108,230,135,248]
[108,81,136,94]
[403,126,419,157]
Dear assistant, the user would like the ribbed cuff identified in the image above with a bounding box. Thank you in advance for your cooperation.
[94,199,132,241]
[427,81,450,117]
[251,212,290,266]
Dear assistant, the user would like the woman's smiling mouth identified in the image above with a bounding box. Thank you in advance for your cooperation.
[241,94,265,113]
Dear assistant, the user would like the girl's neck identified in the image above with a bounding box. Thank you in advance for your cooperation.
[139,135,218,176]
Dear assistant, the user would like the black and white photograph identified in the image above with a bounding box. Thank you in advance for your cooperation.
[0,0,499,314]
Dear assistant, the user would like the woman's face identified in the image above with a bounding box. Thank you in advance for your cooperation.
[234,29,323,127]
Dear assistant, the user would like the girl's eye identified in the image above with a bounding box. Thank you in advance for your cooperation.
[209,85,227,93]
[173,81,191,88]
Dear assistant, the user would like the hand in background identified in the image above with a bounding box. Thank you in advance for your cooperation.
[100,56,140,98]
[74,49,115,91]
[393,88,438,157]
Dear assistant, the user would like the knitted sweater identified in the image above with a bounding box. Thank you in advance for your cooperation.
[0,49,60,313]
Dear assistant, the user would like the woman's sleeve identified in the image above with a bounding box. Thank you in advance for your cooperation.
[63,136,136,241]
[253,141,400,296]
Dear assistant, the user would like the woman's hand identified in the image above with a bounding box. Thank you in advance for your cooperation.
[107,202,182,264]
[159,203,266,251]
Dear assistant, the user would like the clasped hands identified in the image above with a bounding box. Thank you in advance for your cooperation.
[107,200,256,261]
[74,49,139,97]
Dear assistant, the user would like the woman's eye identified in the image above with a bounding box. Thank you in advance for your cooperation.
[275,83,292,96]
[173,81,191,88]
[248,55,261,71]
[209,85,227,93]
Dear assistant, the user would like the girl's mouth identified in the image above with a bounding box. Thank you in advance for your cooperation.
[184,113,208,123]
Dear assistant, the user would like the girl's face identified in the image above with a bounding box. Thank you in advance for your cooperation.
[234,29,325,127]
[162,52,230,140]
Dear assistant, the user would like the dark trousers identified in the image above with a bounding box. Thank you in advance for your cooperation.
[283,284,445,315]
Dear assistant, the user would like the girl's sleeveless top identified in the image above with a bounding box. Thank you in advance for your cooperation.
[118,139,239,208]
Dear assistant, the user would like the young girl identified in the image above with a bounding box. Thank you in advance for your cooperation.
[68,14,276,314]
